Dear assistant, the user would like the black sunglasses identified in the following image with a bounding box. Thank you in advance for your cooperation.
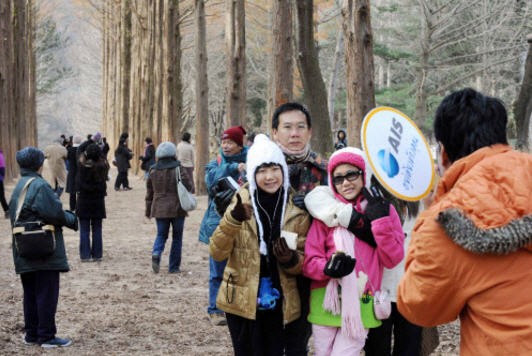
[332,170,363,186]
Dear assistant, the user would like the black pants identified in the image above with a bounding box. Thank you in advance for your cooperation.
[284,275,312,356]
[20,270,60,343]
[365,302,422,356]
[226,308,284,356]
[114,171,129,190]
[0,180,9,212]
[69,192,76,211]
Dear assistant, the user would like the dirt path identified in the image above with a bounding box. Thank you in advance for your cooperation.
[0,169,459,355]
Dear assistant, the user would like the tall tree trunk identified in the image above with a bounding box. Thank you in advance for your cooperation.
[270,0,293,125]
[514,34,532,151]
[342,0,375,148]
[14,0,36,148]
[163,0,181,142]
[0,0,36,180]
[120,0,132,142]
[225,0,246,127]
[295,0,332,155]
[195,0,209,195]
[414,0,429,131]
[328,21,343,138]
[0,1,15,180]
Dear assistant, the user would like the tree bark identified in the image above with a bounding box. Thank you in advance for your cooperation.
[225,0,246,127]
[514,34,532,151]
[342,0,376,148]
[271,0,294,120]
[0,0,36,180]
[295,0,332,155]
[195,0,209,195]
[328,19,344,139]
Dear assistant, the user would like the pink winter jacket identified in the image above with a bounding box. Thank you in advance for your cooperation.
[303,207,404,293]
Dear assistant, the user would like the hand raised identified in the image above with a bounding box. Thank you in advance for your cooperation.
[362,187,390,221]
[230,193,253,222]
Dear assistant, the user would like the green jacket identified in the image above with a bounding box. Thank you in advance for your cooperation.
[9,169,78,274]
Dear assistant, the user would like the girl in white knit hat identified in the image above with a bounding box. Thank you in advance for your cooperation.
[209,134,311,355]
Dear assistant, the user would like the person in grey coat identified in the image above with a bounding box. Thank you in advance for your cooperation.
[8,147,78,348]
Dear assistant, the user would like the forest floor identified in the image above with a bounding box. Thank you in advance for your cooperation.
[0,168,459,355]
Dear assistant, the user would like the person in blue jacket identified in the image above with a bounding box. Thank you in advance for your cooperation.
[199,126,248,326]
[8,147,78,348]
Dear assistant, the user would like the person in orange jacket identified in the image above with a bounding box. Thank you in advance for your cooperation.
[397,88,532,355]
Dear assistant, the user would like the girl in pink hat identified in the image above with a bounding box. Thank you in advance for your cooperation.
[302,147,404,355]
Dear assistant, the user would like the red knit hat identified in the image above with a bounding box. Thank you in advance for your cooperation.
[222,126,246,147]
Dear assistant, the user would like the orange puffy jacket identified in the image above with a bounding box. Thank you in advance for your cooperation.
[398,144,532,356]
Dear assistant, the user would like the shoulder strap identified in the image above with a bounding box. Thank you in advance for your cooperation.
[15,178,36,222]
[175,166,181,182]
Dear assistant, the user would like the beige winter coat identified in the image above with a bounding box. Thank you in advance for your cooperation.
[209,185,311,324]
[43,143,67,188]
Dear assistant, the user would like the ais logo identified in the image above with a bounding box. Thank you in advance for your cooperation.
[377,117,403,178]
[378,149,399,178]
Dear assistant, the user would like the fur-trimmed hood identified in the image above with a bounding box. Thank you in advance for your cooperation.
[433,144,532,255]
[438,209,532,254]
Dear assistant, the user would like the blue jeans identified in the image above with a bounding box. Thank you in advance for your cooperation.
[152,217,185,272]
[79,218,103,259]
[208,256,227,315]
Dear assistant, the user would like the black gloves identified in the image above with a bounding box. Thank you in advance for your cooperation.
[292,192,307,210]
[230,193,253,222]
[347,210,377,248]
[323,251,356,279]
[273,237,298,267]
[214,189,235,216]
[362,187,390,221]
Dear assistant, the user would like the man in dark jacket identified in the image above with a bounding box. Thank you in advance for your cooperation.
[9,147,78,348]
[272,102,328,355]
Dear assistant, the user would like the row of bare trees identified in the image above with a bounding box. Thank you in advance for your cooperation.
[99,0,376,193]
[1,0,530,183]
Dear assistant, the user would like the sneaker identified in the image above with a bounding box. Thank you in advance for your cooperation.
[209,313,227,326]
[41,337,72,348]
[123,187,133,191]
[92,257,102,262]
[80,258,92,263]
[152,255,160,273]
[168,269,181,274]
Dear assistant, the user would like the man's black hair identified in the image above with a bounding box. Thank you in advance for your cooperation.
[272,102,312,129]
[434,88,508,163]
[182,132,191,142]
[145,137,152,144]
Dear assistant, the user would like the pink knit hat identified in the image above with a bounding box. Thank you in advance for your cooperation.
[327,147,367,203]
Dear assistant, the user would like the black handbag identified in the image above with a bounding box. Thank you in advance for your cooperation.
[12,178,56,259]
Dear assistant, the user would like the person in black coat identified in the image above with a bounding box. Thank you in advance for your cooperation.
[76,144,109,262]
[66,135,82,211]
[139,137,156,180]
[113,137,133,191]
